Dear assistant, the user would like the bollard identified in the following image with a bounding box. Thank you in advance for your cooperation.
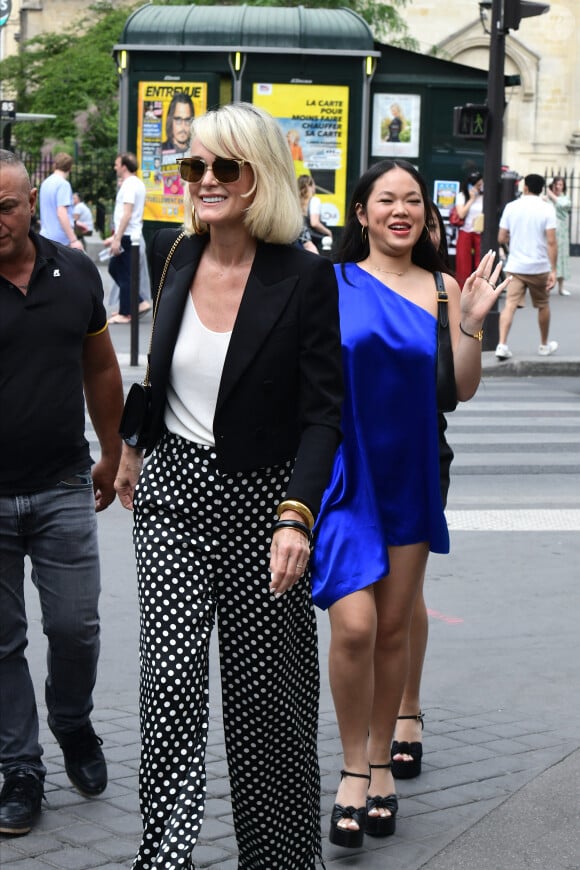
[482,309,500,351]
[130,239,140,366]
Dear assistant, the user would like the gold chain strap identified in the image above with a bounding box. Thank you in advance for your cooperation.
[143,232,186,387]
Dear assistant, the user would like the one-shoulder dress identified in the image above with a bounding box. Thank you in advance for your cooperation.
[311,263,450,610]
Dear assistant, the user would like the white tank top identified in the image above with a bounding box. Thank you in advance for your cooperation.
[164,295,232,446]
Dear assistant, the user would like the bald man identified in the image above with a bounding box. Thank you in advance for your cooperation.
[0,150,124,835]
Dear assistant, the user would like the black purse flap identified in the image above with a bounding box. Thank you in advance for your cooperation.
[119,382,152,448]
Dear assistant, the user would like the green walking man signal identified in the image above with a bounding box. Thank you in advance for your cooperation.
[453,104,489,140]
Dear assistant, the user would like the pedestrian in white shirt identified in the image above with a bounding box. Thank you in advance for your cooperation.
[104,153,150,323]
[496,173,558,359]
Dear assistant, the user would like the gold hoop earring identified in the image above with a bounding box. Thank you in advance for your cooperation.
[192,208,206,236]
[361,225,368,244]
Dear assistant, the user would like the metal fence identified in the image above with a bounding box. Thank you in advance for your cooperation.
[545,167,579,256]
[18,153,116,235]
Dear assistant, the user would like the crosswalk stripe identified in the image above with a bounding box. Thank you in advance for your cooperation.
[447,509,580,531]
[446,379,580,478]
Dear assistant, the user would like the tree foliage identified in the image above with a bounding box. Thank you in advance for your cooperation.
[0,0,416,163]
[0,3,131,160]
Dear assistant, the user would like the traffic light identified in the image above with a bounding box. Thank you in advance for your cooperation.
[503,0,550,31]
[453,104,489,140]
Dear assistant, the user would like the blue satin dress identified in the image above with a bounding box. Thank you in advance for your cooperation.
[311,263,450,610]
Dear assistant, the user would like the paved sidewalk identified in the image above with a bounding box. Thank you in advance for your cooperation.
[1,255,579,869]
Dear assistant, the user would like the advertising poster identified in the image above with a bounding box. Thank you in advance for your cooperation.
[433,179,460,211]
[433,179,460,255]
[371,93,421,158]
[253,82,349,227]
[137,82,208,223]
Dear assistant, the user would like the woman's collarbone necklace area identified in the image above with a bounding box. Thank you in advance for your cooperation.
[210,258,254,280]
[369,261,408,278]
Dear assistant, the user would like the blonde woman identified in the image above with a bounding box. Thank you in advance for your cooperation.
[115,103,343,870]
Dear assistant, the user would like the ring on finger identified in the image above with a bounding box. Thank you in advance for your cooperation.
[484,276,496,288]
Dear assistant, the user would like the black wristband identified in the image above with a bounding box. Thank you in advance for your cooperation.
[273,519,313,545]
[459,322,484,341]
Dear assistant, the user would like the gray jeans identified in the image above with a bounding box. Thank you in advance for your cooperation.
[0,472,101,779]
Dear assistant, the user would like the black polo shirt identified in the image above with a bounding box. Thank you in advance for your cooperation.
[0,232,107,494]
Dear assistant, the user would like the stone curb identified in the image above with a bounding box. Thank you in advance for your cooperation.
[481,357,580,377]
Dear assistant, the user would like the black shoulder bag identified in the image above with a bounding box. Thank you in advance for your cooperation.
[118,232,185,448]
[435,271,457,413]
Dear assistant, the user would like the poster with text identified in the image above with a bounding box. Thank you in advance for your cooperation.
[371,94,421,158]
[253,82,349,227]
[137,81,208,223]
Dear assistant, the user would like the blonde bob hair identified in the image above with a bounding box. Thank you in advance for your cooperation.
[182,102,303,244]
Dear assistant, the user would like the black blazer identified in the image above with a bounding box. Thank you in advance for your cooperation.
[147,229,343,516]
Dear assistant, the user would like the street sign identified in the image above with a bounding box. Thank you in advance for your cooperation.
[0,0,12,28]
[1,99,17,119]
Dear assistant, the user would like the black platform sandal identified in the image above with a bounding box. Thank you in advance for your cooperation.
[365,762,398,837]
[329,769,370,849]
[391,712,424,779]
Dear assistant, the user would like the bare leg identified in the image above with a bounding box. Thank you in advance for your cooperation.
[328,587,376,832]
[367,544,429,807]
[538,305,551,345]
[498,302,517,345]
[393,565,427,753]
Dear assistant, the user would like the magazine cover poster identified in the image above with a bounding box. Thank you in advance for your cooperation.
[137,82,208,223]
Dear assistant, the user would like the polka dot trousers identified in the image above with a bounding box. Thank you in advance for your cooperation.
[132,432,322,869]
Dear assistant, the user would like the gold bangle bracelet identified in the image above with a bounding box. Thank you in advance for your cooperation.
[276,499,315,530]
[459,322,484,341]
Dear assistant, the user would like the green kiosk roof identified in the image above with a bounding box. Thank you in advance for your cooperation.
[119,4,375,54]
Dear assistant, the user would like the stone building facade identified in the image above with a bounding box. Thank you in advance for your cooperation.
[0,0,132,60]
[3,0,78,55]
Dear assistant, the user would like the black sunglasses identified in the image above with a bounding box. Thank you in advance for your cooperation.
[177,157,245,184]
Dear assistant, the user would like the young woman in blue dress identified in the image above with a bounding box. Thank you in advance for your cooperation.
[310,159,509,850]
